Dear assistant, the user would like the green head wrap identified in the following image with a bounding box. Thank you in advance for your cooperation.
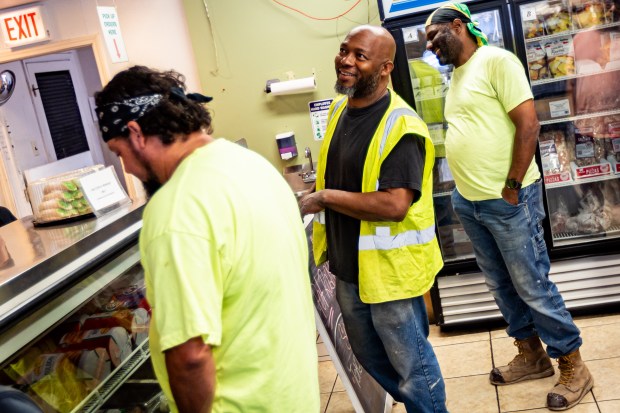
[425,3,488,47]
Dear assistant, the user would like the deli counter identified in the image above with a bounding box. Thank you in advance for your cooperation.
[0,203,168,412]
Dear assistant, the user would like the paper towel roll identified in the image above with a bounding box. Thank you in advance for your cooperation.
[269,76,316,95]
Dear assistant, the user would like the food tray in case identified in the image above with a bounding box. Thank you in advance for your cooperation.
[27,165,104,226]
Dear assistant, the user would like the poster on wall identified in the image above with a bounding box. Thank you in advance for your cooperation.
[97,6,128,63]
[308,99,332,141]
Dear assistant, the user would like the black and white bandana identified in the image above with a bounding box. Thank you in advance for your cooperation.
[95,94,163,142]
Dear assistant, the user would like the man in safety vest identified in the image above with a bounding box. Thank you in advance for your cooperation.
[300,25,447,413]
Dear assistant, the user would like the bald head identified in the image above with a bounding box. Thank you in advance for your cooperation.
[335,24,395,107]
[346,25,396,62]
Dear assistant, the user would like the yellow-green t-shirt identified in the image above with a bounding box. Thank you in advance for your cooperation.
[444,46,540,200]
[140,139,320,413]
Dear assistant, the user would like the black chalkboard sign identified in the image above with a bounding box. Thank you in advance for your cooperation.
[305,222,391,413]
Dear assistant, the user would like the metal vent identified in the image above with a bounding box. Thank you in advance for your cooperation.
[437,253,620,325]
[35,70,90,160]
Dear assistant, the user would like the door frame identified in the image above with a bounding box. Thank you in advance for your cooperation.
[24,51,105,166]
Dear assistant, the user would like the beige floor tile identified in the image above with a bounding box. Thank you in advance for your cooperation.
[573,313,620,329]
[497,372,594,412]
[599,399,620,413]
[317,342,330,357]
[333,376,346,392]
[319,360,338,393]
[444,374,499,413]
[434,340,493,378]
[325,391,356,413]
[501,402,600,413]
[490,327,509,340]
[579,323,620,361]
[391,402,407,412]
[320,392,330,413]
[491,336,519,368]
[429,324,490,347]
[589,357,620,402]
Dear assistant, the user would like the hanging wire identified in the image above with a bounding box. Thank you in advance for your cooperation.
[202,0,220,76]
[271,0,362,21]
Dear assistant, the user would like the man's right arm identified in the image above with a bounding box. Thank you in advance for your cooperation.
[165,337,216,413]
[300,187,414,222]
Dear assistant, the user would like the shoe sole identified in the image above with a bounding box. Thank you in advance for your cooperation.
[546,376,594,411]
[490,366,555,386]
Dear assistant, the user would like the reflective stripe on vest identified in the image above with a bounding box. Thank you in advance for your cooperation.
[373,107,421,191]
[358,225,436,251]
[327,98,347,124]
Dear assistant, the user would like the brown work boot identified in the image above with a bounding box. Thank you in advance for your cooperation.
[547,349,594,411]
[490,335,554,385]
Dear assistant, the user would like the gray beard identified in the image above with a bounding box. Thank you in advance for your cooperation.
[334,70,380,99]
[334,82,356,97]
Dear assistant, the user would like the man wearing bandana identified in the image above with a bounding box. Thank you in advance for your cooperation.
[94,66,320,413]
[426,4,592,411]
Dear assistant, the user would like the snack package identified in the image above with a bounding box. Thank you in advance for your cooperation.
[19,352,88,413]
[602,0,620,23]
[541,130,574,173]
[37,180,93,222]
[544,0,572,34]
[82,308,150,346]
[521,1,548,38]
[527,43,550,80]
[60,327,132,368]
[540,140,562,175]
[545,36,576,77]
[573,128,598,166]
[571,0,607,28]
[26,165,104,224]
[76,348,112,387]
[607,137,620,161]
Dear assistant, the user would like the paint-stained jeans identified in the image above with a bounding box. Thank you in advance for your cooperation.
[451,181,582,358]
[336,279,448,413]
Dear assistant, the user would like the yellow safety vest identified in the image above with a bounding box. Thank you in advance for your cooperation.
[313,91,444,303]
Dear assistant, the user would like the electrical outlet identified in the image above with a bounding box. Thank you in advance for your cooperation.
[31,141,40,157]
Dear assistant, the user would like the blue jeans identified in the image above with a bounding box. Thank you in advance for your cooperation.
[451,181,582,358]
[336,279,448,413]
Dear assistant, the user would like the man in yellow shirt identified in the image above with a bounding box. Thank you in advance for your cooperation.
[95,66,320,413]
[426,4,592,411]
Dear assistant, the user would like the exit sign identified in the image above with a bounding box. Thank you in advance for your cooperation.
[0,5,49,48]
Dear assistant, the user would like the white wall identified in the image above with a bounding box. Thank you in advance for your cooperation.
[0,60,48,171]
[35,0,201,90]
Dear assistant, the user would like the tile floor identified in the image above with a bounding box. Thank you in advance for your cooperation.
[317,311,620,413]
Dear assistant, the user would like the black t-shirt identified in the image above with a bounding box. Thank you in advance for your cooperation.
[324,91,426,283]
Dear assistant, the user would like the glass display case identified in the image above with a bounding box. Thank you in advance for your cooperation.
[0,204,166,412]
[516,0,620,247]
[383,0,620,326]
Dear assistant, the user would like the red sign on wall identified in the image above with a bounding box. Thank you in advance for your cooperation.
[0,5,49,48]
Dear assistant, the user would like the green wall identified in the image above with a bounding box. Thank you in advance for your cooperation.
[181,0,381,170]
